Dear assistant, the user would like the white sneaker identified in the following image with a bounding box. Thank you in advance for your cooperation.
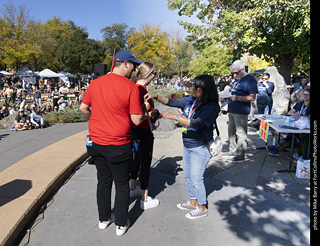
[116,219,130,236]
[221,152,236,158]
[130,186,141,197]
[185,207,208,219]
[98,213,115,229]
[177,201,197,210]
[140,196,160,210]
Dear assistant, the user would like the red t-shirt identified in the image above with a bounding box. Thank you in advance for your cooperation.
[82,73,142,145]
[133,84,154,130]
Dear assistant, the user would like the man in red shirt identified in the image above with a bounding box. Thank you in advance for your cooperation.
[80,51,146,236]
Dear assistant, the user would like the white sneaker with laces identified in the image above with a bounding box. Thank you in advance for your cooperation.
[130,186,141,197]
[98,213,115,229]
[140,196,160,210]
[116,219,130,236]
[177,201,197,210]
[185,207,208,219]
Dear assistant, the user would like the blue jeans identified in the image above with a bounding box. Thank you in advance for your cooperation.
[183,142,212,205]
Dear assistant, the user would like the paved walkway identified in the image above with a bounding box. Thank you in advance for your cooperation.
[0,116,310,246]
[0,123,88,246]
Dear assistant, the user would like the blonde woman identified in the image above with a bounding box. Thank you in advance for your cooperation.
[130,62,160,210]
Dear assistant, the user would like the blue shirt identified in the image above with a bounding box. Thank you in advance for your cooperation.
[228,74,258,115]
[257,81,275,102]
[167,96,219,148]
[293,102,310,117]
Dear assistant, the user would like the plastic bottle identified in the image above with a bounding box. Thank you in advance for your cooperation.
[271,107,276,116]
[289,115,295,127]
[86,134,92,146]
[264,105,269,116]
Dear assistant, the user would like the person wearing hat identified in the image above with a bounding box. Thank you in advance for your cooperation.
[14,109,31,131]
[79,87,86,103]
[79,50,147,236]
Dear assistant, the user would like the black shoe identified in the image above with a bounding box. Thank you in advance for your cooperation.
[227,156,245,162]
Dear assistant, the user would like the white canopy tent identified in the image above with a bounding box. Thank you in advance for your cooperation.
[0,70,13,76]
[39,69,61,77]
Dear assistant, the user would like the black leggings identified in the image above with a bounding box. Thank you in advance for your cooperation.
[131,128,154,190]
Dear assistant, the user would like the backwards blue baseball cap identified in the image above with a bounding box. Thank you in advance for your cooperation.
[114,51,142,64]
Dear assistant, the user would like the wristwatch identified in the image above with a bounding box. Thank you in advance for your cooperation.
[176,115,180,121]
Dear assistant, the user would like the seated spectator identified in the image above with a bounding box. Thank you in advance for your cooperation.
[30,107,45,129]
[58,83,69,96]
[292,77,309,92]
[19,98,27,112]
[67,98,73,108]
[0,103,9,119]
[9,104,18,115]
[30,101,38,112]
[287,89,310,121]
[14,109,31,131]
[269,89,310,160]
[58,96,68,111]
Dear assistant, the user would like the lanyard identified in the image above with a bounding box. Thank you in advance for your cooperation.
[187,99,200,119]
[299,103,307,115]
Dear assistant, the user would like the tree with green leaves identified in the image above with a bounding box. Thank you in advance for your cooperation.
[167,0,310,83]
[56,28,105,75]
[0,1,76,71]
[167,35,194,77]
[0,2,38,70]
[39,17,76,70]
[189,43,233,76]
[101,23,129,69]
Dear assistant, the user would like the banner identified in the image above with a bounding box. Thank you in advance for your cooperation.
[259,119,269,142]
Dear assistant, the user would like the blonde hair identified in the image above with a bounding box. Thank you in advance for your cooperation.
[131,61,154,83]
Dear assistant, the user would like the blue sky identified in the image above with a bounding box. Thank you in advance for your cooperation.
[2,0,202,40]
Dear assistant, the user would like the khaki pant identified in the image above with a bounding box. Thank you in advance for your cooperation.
[228,113,248,158]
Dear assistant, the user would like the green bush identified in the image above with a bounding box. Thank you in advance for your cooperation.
[45,106,88,124]
[44,89,187,124]
[148,88,186,104]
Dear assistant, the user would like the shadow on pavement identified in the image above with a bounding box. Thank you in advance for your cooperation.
[0,179,32,206]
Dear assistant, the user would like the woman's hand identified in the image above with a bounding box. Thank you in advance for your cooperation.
[144,93,157,101]
[161,112,176,120]
[144,101,150,111]
[293,112,301,121]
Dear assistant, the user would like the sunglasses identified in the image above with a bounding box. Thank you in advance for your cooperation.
[232,68,243,76]
[152,71,157,76]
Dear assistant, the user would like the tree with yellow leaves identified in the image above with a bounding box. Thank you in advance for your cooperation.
[127,24,175,74]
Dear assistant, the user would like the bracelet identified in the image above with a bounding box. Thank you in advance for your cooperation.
[161,97,165,103]
[176,115,180,121]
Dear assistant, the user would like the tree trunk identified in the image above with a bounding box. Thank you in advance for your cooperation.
[278,52,297,85]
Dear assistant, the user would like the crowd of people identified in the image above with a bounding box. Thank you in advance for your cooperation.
[1,51,310,236]
[79,50,311,237]
[0,75,91,130]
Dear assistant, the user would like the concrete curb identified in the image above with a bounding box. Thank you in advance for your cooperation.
[0,130,88,246]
